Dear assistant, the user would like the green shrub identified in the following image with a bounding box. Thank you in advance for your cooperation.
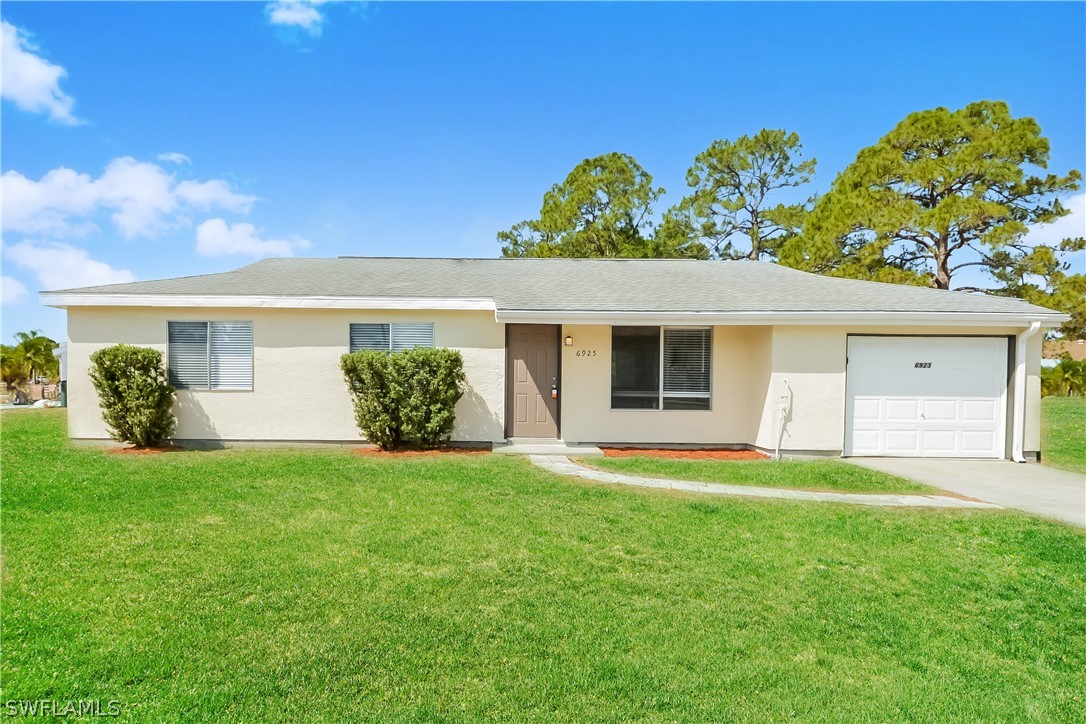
[341,347,466,450]
[89,344,176,447]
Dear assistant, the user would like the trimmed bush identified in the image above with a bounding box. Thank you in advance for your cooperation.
[89,344,176,447]
[341,347,466,450]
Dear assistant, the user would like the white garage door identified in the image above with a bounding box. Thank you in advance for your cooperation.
[845,336,1008,458]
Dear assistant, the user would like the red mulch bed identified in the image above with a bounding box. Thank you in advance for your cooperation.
[106,446,181,455]
[352,447,490,457]
[601,447,768,460]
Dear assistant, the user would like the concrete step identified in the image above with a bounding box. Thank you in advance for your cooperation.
[494,440,603,456]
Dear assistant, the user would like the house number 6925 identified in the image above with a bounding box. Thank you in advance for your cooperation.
[575,349,596,357]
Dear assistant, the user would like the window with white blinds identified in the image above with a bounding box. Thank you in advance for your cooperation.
[349,323,435,352]
[662,328,711,410]
[167,321,253,390]
[610,326,711,410]
[210,322,254,390]
[168,322,209,389]
[349,323,391,352]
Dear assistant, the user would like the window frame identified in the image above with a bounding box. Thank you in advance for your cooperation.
[609,325,712,412]
[348,322,436,353]
[166,320,254,392]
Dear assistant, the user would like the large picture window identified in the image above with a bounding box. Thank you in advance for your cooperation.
[349,323,435,352]
[610,326,711,410]
[168,321,253,390]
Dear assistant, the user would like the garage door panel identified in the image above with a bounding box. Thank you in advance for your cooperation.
[885,398,920,421]
[853,398,881,422]
[961,399,998,422]
[922,399,958,422]
[845,337,1007,458]
[884,429,920,453]
[961,430,998,454]
[920,429,957,452]
[851,429,880,454]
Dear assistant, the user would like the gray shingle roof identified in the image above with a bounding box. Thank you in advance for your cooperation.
[44,257,1064,317]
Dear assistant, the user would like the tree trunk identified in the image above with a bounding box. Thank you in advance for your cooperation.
[749,211,761,260]
[932,239,951,289]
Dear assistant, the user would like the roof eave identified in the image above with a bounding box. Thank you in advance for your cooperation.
[494,309,1069,327]
[38,292,1069,327]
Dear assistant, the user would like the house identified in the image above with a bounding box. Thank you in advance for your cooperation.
[1043,337,1086,362]
[41,257,1067,460]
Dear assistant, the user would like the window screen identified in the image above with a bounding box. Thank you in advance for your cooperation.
[168,321,253,390]
[350,323,435,352]
[611,327,660,409]
[610,326,711,410]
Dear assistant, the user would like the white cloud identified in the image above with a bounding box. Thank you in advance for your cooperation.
[266,1,326,35]
[196,218,311,258]
[1024,193,1086,249]
[1,20,78,124]
[175,179,254,213]
[3,241,135,291]
[0,156,258,239]
[156,152,191,165]
[1,276,29,305]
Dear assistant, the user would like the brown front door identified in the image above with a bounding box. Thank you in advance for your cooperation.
[506,324,560,438]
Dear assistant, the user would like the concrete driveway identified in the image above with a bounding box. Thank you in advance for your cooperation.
[847,458,1085,528]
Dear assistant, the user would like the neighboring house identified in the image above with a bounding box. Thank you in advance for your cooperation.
[41,258,1067,460]
[1043,338,1086,362]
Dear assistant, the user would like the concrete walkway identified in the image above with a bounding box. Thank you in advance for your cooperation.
[530,455,1002,510]
[846,458,1086,528]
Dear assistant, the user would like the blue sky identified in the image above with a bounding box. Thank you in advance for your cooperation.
[3,1,1084,341]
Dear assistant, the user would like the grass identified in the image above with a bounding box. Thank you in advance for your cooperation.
[2,410,1085,721]
[578,456,934,494]
[1041,396,1086,475]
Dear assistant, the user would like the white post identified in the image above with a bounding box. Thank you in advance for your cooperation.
[1011,322,1041,463]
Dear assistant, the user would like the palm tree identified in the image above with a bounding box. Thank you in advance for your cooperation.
[13,330,59,381]
[1,344,31,402]
[1060,360,1086,397]
[1042,359,1086,397]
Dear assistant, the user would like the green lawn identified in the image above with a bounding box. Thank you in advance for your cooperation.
[579,456,933,494]
[3,410,1085,721]
[1042,396,1086,475]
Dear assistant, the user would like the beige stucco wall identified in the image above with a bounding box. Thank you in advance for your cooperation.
[750,326,849,453]
[752,325,1038,454]
[559,325,762,445]
[746,327,773,446]
[66,307,1043,456]
[66,307,506,443]
[560,323,1041,456]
